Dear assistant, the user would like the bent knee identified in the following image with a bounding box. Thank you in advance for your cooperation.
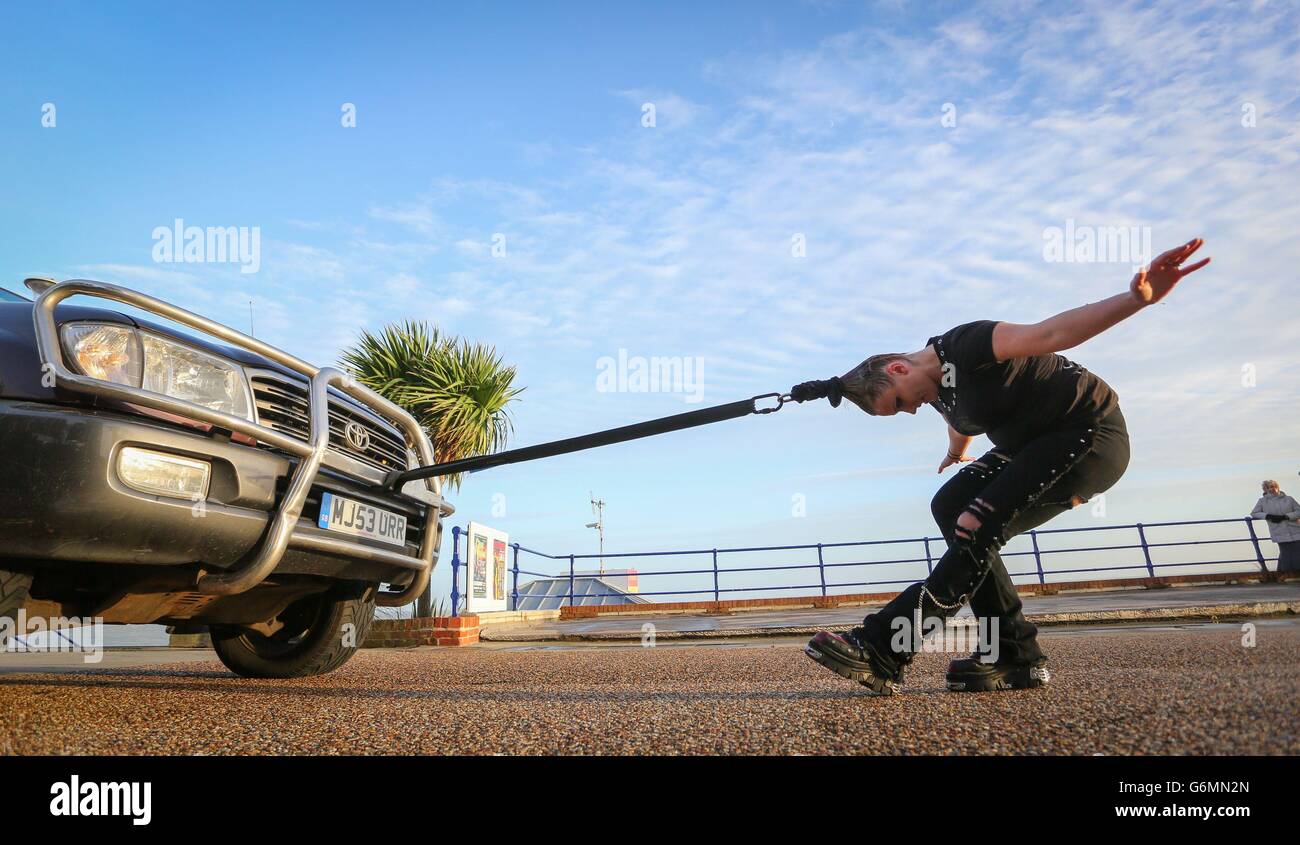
[931,489,965,529]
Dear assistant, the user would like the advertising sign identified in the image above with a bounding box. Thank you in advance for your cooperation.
[464,522,509,613]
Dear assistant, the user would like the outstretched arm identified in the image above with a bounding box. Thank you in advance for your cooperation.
[992,238,1210,361]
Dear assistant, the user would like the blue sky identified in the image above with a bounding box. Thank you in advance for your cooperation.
[2,0,1298,604]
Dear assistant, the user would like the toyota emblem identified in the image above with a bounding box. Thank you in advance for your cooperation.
[344,421,371,451]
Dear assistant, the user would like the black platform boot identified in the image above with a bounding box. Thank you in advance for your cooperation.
[804,627,905,695]
[945,654,1050,692]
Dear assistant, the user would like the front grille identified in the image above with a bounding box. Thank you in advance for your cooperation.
[251,375,410,473]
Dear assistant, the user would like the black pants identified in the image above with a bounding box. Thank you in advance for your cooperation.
[1279,542,1300,573]
[860,406,1130,669]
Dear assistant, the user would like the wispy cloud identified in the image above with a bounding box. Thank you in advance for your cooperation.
[62,0,1295,546]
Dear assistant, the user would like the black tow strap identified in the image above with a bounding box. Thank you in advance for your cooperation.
[386,391,796,488]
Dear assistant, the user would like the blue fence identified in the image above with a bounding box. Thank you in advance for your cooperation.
[446,516,1282,615]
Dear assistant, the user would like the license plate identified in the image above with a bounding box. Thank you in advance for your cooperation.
[318,492,407,547]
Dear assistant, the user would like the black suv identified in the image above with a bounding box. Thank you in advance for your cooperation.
[0,278,452,677]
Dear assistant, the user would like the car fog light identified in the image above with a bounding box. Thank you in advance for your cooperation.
[117,447,211,498]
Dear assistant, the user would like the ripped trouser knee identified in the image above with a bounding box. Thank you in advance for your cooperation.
[928,486,1009,609]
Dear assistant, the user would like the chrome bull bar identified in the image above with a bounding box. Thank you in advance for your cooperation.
[33,278,449,607]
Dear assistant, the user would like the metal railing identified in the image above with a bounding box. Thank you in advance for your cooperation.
[446,517,1282,614]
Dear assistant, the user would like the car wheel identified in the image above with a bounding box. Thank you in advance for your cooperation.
[0,569,33,648]
[210,584,376,679]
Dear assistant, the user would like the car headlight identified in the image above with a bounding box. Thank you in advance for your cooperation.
[139,332,252,419]
[61,323,142,386]
[61,322,254,421]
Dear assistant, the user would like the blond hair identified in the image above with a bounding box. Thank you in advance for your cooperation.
[839,353,910,415]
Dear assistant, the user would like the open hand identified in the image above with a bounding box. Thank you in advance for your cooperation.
[1131,238,1211,305]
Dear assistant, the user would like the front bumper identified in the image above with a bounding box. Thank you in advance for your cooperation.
[27,279,450,606]
[0,400,443,587]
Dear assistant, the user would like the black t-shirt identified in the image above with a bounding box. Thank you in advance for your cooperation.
[928,320,1118,450]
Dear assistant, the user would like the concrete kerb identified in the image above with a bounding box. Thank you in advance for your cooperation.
[479,600,1300,642]
[477,569,1300,645]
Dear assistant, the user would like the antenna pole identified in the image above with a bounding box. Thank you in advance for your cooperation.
[590,494,606,575]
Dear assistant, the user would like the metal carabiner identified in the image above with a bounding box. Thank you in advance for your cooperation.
[752,392,790,414]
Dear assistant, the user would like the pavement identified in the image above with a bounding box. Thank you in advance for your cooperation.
[0,648,219,674]
[1,618,1297,755]
[481,581,1300,640]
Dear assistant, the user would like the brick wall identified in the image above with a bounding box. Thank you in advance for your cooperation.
[363,615,480,648]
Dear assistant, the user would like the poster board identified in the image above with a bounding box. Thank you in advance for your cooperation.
[464,521,509,613]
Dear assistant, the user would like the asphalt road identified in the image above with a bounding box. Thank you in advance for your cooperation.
[1,620,1296,755]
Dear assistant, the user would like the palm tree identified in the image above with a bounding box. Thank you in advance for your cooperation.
[340,320,523,616]
[340,320,523,488]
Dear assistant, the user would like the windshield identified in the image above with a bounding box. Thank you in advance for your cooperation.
[0,287,31,303]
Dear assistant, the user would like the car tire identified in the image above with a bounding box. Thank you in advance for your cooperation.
[0,569,34,648]
[210,584,377,679]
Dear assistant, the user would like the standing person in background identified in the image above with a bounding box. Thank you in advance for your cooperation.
[1252,480,1300,573]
